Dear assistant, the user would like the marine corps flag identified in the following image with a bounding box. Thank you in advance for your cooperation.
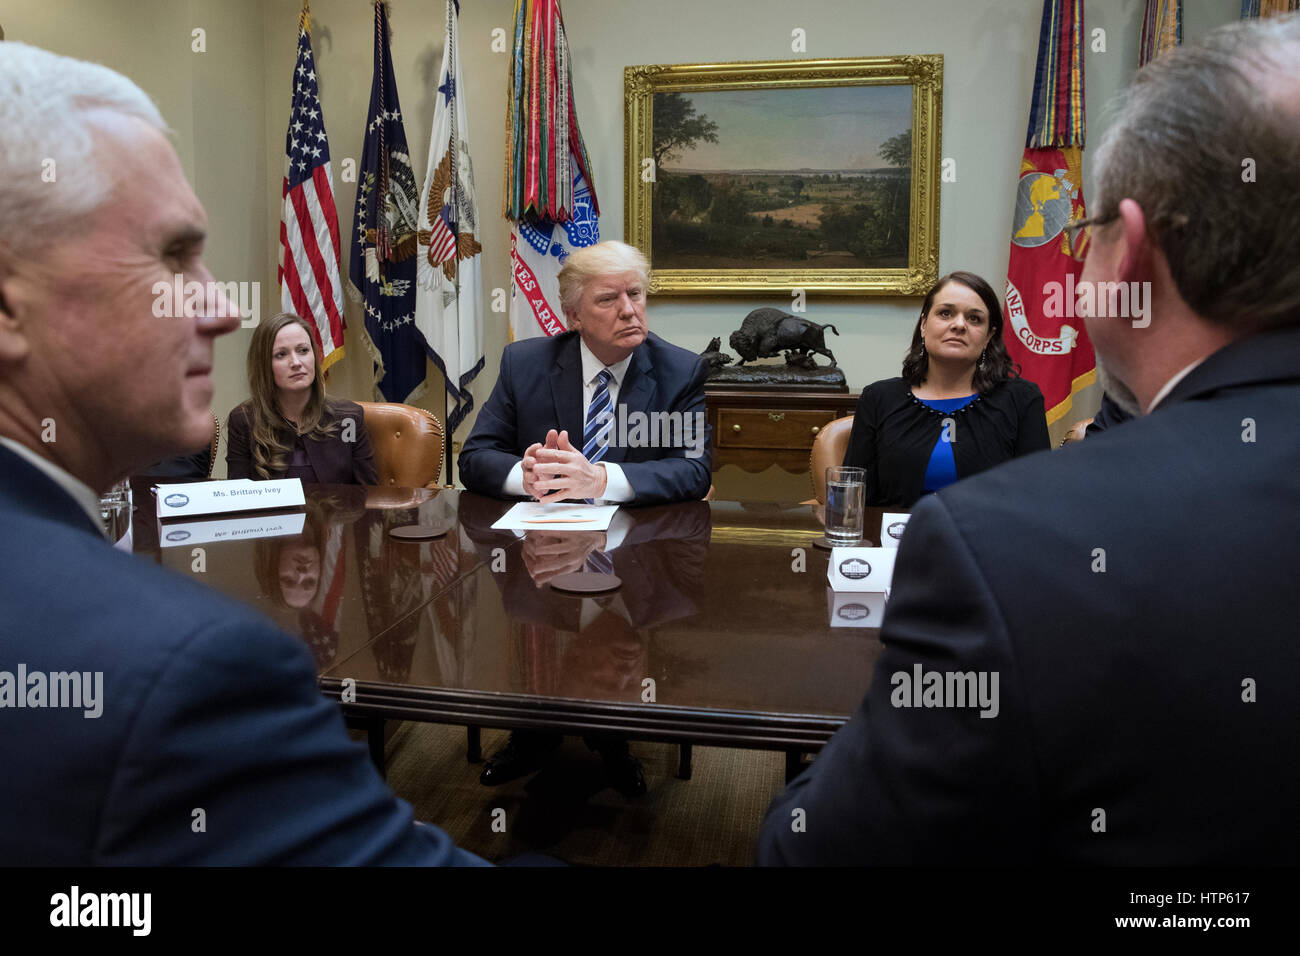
[348,1,423,403]
[503,0,601,341]
[1003,0,1095,425]
[415,0,485,451]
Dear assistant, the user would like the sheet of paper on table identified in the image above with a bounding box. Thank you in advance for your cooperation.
[490,501,619,532]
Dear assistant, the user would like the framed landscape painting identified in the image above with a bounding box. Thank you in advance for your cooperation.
[624,56,942,296]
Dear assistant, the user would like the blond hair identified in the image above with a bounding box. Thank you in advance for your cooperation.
[556,241,649,316]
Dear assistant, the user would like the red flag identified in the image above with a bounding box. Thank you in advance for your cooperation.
[1004,147,1095,423]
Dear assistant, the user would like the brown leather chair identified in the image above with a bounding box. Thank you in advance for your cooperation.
[808,415,855,505]
[357,401,445,489]
[1060,417,1094,447]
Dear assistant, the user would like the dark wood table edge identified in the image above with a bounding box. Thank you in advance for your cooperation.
[325,679,848,782]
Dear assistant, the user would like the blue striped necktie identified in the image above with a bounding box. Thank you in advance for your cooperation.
[585,548,614,575]
[581,368,614,505]
[583,368,615,463]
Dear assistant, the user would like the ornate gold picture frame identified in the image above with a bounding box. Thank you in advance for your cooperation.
[625,56,942,296]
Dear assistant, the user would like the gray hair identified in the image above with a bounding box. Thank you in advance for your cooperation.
[0,42,167,256]
[557,240,650,315]
[1091,14,1300,331]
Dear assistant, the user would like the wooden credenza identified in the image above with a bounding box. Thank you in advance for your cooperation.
[706,387,859,474]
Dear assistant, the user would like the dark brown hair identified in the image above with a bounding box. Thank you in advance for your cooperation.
[901,271,1020,392]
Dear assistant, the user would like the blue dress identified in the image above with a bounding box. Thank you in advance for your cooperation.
[918,394,977,493]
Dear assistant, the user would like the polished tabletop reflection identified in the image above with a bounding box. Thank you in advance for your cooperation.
[133,482,896,750]
[131,481,514,674]
[321,492,899,750]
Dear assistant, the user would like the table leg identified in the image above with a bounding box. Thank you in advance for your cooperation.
[466,725,482,763]
[677,743,693,780]
[367,718,387,778]
[785,749,804,784]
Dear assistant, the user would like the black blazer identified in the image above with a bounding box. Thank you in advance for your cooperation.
[759,325,1300,864]
[226,399,378,485]
[0,442,482,865]
[459,330,711,504]
[843,376,1050,507]
[1085,391,1134,437]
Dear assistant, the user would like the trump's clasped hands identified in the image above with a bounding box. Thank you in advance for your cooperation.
[521,428,608,502]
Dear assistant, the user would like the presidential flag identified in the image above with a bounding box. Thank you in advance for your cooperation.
[278,4,345,371]
[415,0,485,443]
[348,1,423,403]
[1002,0,1096,426]
[503,0,601,341]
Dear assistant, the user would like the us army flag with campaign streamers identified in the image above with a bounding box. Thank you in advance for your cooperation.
[504,0,601,340]
[415,0,485,440]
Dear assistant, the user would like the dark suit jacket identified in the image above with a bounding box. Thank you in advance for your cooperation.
[759,325,1300,865]
[458,331,711,504]
[0,443,482,865]
[227,399,377,485]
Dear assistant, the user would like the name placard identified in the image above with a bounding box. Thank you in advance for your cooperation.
[826,587,887,628]
[880,512,911,548]
[158,512,307,547]
[154,479,306,519]
[827,546,897,592]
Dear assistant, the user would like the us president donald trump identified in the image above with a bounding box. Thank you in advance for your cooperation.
[458,239,711,795]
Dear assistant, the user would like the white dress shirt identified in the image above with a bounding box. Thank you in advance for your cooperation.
[502,338,635,503]
[1146,359,1205,413]
[0,436,105,535]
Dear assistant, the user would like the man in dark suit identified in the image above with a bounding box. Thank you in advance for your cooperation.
[759,16,1300,865]
[460,240,711,507]
[0,42,482,864]
[459,240,712,793]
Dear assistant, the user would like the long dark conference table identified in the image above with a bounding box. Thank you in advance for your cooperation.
[131,482,897,781]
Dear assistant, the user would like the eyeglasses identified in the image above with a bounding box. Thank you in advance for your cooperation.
[1063,211,1118,263]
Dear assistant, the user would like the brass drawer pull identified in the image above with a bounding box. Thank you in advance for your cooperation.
[732,424,742,433]
[768,412,786,422]
[811,425,820,436]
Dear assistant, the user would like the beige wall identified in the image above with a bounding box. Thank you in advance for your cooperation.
[2,0,1243,477]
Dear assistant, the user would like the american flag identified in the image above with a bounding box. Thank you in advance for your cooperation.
[278,9,346,371]
[426,204,457,265]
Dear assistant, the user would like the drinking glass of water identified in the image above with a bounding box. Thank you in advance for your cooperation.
[824,466,865,546]
[99,480,132,544]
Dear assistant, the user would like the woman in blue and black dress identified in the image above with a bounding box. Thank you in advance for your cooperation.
[844,271,1050,507]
